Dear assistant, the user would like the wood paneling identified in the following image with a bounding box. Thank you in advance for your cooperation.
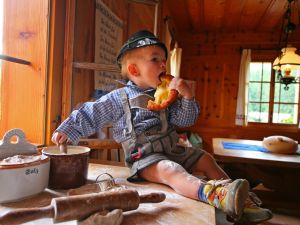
[181,54,240,128]
[127,1,157,35]
[71,0,95,113]
[0,0,49,144]
[164,0,295,34]
[46,0,66,145]
[61,0,76,120]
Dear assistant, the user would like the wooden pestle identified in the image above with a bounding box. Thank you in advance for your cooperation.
[0,189,166,225]
[59,142,67,154]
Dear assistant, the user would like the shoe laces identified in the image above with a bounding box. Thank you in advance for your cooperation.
[244,192,262,209]
[205,179,232,198]
[249,192,262,206]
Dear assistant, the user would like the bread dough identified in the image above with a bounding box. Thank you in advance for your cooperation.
[262,136,298,154]
[0,154,44,165]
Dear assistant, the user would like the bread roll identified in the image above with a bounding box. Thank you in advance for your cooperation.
[147,74,178,111]
[262,136,298,154]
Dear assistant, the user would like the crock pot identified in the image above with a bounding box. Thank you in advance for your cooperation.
[0,155,50,203]
[42,146,90,189]
[0,129,50,203]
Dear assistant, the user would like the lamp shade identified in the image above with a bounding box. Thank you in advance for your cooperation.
[273,47,300,71]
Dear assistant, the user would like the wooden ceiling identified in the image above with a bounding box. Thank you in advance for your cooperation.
[164,0,300,34]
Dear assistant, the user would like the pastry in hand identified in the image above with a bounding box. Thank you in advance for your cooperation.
[147,74,178,111]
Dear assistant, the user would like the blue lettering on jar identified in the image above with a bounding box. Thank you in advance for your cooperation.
[25,168,39,175]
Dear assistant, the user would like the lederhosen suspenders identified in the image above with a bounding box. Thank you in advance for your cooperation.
[120,88,178,165]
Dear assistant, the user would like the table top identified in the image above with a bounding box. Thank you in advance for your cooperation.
[213,138,300,168]
[0,163,215,225]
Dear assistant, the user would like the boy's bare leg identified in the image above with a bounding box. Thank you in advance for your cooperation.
[139,157,250,220]
[192,152,229,180]
[139,159,202,200]
[138,153,231,199]
[139,152,272,224]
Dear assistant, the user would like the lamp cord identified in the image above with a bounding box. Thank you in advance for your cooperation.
[277,0,295,64]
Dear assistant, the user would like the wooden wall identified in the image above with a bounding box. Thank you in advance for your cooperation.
[45,0,66,145]
[1,0,49,144]
[176,32,300,153]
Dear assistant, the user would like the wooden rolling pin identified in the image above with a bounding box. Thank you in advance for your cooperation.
[0,189,166,225]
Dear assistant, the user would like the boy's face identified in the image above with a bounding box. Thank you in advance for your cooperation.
[127,45,166,89]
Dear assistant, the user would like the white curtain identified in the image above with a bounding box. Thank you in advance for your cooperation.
[235,49,251,126]
[170,42,182,77]
[165,19,182,77]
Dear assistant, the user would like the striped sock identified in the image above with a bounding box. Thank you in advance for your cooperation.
[197,184,207,202]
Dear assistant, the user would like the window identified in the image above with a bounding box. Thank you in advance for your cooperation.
[248,62,300,125]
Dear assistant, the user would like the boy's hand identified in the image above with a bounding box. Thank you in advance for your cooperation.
[51,132,68,145]
[169,77,193,100]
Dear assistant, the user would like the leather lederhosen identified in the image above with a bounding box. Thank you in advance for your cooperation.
[120,88,204,181]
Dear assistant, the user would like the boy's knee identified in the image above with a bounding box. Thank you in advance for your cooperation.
[158,160,186,174]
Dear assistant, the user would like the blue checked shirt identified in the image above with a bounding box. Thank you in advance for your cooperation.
[57,81,200,144]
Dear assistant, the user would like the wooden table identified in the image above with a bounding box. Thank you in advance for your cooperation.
[213,138,300,169]
[0,163,215,225]
[213,138,300,209]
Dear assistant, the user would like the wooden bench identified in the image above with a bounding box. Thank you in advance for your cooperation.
[77,125,125,166]
[78,138,125,166]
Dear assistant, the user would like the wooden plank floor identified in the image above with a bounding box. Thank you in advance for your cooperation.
[215,208,300,225]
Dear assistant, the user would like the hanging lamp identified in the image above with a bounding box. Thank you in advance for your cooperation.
[272,0,300,90]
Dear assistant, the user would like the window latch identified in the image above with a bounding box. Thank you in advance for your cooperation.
[0,54,31,65]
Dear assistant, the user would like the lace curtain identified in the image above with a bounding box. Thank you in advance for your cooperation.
[235,49,251,126]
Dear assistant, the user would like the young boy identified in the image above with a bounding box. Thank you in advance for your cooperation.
[52,30,272,223]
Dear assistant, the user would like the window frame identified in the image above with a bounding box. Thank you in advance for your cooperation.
[247,60,300,128]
